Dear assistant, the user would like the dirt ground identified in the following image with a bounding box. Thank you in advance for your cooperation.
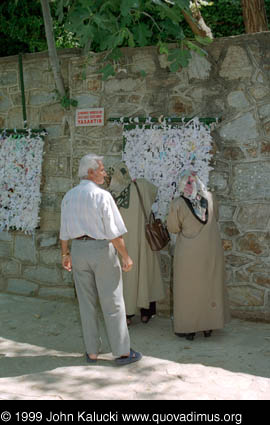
[0,293,270,400]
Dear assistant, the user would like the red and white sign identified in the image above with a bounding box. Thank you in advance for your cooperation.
[75,108,104,126]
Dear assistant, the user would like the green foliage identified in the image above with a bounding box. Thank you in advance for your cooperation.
[2,0,270,81]
[56,0,211,78]
[190,0,270,38]
[0,0,47,56]
[55,89,78,109]
[0,0,79,58]
[198,0,245,38]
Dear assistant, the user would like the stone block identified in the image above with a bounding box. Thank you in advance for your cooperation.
[62,269,74,283]
[219,204,236,221]
[261,141,270,156]
[209,172,228,193]
[0,114,6,127]
[236,233,267,256]
[227,91,250,109]
[39,211,61,232]
[0,90,11,112]
[168,96,192,115]
[86,78,103,92]
[74,94,100,108]
[187,52,211,80]
[235,270,251,283]
[45,126,63,139]
[100,139,113,155]
[219,112,258,142]
[43,155,70,177]
[39,249,61,265]
[0,70,17,87]
[110,140,123,154]
[225,265,233,285]
[131,52,156,74]
[158,54,170,70]
[6,106,24,128]
[219,46,252,80]
[73,138,101,157]
[160,254,171,280]
[128,94,142,104]
[7,279,38,296]
[232,162,270,200]
[10,92,27,107]
[249,85,269,100]
[23,265,61,283]
[14,236,37,263]
[41,192,63,211]
[0,276,7,291]
[236,204,270,230]
[29,91,56,106]
[228,285,265,306]
[246,260,268,274]
[220,222,240,237]
[253,273,270,288]
[38,233,58,248]
[223,146,245,160]
[44,176,71,193]
[105,78,146,94]
[40,104,66,124]
[2,259,20,276]
[0,231,12,242]
[222,239,233,251]
[258,103,270,120]
[225,255,252,268]
[39,286,75,299]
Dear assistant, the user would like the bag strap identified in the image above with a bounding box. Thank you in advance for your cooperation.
[133,181,149,223]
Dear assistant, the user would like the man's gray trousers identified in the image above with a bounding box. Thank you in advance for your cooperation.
[71,239,130,356]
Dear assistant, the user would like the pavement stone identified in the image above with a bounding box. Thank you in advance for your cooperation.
[0,293,270,400]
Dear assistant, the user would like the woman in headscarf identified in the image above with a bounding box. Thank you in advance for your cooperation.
[167,170,230,341]
[108,162,165,325]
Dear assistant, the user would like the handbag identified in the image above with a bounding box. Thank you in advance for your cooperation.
[133,181,170,251]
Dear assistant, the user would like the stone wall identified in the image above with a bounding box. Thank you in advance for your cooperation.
[1,33,270,321]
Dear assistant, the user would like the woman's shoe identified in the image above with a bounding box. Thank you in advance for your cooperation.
[141,315,152,324]
[186,333,196,341]
[126,314,134,327]
[203,330,212,338]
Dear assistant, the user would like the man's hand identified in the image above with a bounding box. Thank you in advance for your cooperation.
[122,255,133,272]
[111,236,133,272]
[62,254,72,272]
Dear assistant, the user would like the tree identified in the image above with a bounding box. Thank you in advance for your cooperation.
[241,0,268,33]
[40,0,66,99]
[56,0,213,79]
[39,0,77,108]
[0,0,47,57]
[182,0,213,39]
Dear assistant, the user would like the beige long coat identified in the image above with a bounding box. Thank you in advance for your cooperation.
[167,192,230,333]
[119,178,165,315]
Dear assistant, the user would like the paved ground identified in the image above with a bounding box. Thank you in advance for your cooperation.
[0,293,270,400]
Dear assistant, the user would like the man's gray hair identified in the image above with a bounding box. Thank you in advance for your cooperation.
[78,154,104,178]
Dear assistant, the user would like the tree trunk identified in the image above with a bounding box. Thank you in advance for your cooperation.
[182,0,213,39]
[241,0,268,33]
[40,0,66,97]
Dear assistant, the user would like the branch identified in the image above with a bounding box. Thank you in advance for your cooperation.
[40,0,66,97]
[182,0,213,39]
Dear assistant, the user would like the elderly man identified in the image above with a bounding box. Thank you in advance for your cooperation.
[60,153,142,365]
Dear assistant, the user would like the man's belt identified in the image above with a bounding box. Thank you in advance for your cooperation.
[75,235,96,240]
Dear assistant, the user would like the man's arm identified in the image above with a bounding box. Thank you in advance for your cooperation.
[60,239,72,272]
[111,236,133,272]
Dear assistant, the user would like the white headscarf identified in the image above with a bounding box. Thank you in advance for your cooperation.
[179,170,208,224]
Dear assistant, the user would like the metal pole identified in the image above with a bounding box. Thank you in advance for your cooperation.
[18,53,27,127]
